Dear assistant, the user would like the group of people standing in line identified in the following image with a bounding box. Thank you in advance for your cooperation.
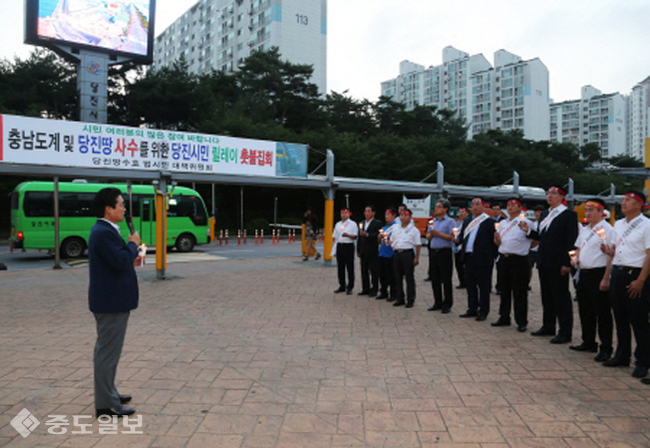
[330,186,650,386]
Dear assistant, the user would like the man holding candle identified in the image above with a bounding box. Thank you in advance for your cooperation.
[602,190,650,379]
[426,198,456,313]
[377,207,398,301]
[569,198,614,360]
[492,198,533,332]
[458,197,497,321]
[520,185,578,344]
[454,207,468,289]
[357,205,383,296]
[332,208,358,295]
[389,208,421,308]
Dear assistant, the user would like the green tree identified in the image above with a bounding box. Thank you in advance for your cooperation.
[0,48,77,119]
[111,57,211,131]
[607,155,644,168]
[235,47,323,131]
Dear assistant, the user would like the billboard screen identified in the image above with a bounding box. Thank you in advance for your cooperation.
[25,0,155,63]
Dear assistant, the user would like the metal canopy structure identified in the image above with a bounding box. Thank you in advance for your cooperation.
[0,152,620,203]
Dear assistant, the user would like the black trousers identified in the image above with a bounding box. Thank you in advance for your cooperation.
[454,251,465,287]
[464,253,493,317]
[378,256,395,298]
[497,254,529,326]
[393,249,416,304]
[610,267,650,366]
[360,255,379,294]
[575,267,612,350]
[336,243,355,290]
[430,248,453,310]
[538,266,573,337]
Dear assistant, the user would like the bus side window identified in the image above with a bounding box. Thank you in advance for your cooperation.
[59,193,95,217]
[24,192,54,217]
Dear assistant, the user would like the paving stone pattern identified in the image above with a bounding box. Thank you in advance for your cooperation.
[1,257,649,447]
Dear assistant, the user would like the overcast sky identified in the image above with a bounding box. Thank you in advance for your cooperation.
[2,0,649,104]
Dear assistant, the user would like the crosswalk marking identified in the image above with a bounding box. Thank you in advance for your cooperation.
[165,252,227,263]
[62,252,227,268]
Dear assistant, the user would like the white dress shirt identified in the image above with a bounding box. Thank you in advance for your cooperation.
[498,217,532,256]
[390,223,420,250]
[574,220,614,269]
[612,215,650,268]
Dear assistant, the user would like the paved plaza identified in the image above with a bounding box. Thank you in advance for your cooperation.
[1,256,650,447]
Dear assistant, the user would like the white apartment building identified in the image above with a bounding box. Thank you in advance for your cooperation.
[153,0,327,94]
[549,86,626,158]
[626,76,650,161]
[381,46,550,141]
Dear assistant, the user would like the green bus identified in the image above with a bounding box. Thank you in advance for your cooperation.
[10,181,210,258]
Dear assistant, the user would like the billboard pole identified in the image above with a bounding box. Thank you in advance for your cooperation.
[77,50,109,124]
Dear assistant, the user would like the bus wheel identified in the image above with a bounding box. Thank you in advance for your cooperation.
[61,237,86,258]
[175,234,195,252]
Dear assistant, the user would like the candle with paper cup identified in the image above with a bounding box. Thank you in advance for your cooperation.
[134,244,147,267]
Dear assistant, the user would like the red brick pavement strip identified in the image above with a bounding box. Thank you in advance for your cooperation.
[0,258,650,447]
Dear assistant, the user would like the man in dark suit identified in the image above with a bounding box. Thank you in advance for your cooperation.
[521,185,578,344]
[458,197,497,321]
[357,205,383,296]
[89,188,141,418]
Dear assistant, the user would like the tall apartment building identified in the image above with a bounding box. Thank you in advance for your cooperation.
[153,0,327,94]
[626,76,650,161]
[549,86,626,158]
[380,46,550,141]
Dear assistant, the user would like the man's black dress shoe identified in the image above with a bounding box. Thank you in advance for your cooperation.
[369,290,377,296]
[393,301,405,307]
[641,378,650,385]
[516,325,527,332]
[459,312,477,318]
[376,294,388,300]
[491,319,511,327]
[632,365,648,378]
[476,315,487,322]
[441,308,451,314]
[346,289,353,295]
[119,394,132,404]
[334,287,345,293]
[424,277,431,282]
[550,335,571,344]
[594,350,612,362]
[455,285,465,289]
[428,305,442,311]
[405,302,414,308]
[358,290,369,296]
[386,297,396,302]
[531,327,555,336]
[569,343,598,352]
[96,406,135,418]
[603,357,630,367]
